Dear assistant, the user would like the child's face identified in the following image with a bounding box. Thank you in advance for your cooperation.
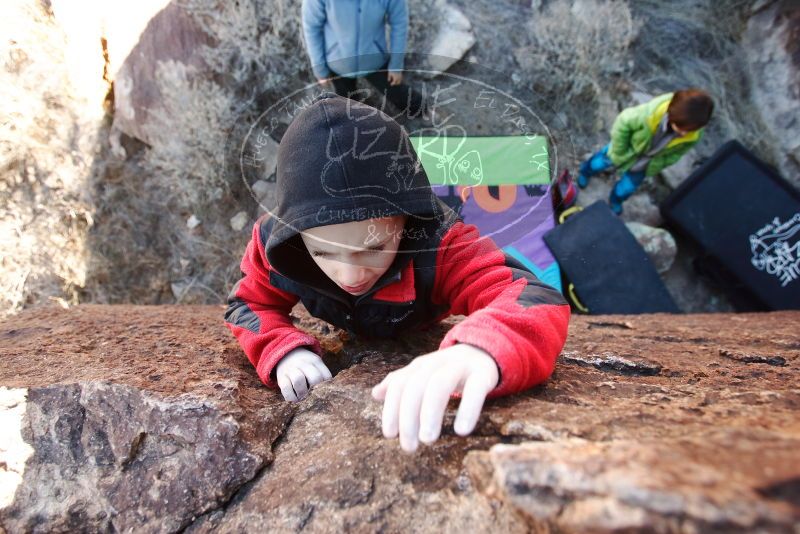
[301,215,408,295]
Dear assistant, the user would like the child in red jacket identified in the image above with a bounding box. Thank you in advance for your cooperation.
[224,92,570,452]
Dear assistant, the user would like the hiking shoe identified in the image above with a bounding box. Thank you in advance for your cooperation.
[577,173,589,189]
[608,191,624,215]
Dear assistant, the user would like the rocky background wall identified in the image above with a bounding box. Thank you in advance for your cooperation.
[1,0,799,318]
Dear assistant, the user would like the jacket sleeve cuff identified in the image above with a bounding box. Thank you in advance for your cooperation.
[387,54,405,72]
[312,64,332,79]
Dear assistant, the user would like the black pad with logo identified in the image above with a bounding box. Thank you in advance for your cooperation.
[660,140,800,310]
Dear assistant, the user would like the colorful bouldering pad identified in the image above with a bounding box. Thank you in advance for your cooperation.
[410,134,561,291]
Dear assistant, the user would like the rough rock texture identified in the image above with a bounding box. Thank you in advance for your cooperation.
[0,305,294,532]
[229,211,249,232]
[0,0,105,317]
[1,304,798,532]
[744,0,800,189]
[424,2,476,76]
[660,149,701,190]
[625,221,677,274]
[0,383,266,532]
[472,434,800,533]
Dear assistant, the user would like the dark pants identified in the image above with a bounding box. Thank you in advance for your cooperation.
[329,61,426,118]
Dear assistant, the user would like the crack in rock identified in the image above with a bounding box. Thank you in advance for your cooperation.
[181,408,298,533]
[719,348,787,367]
[560,352,662,376]
[120,431,147,472]
[587,321,635,330]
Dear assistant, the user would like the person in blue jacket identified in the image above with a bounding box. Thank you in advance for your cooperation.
[301,0,428,118]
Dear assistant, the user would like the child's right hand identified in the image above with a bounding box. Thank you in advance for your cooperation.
[276,348,333,402]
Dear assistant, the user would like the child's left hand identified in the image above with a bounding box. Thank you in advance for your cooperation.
[371,344,499,452]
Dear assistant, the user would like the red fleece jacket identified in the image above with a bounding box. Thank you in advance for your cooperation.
[225,218,571,398]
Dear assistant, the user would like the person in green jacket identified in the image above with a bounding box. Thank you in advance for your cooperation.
[577,89,714,214]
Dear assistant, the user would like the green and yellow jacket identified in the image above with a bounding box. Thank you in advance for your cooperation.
[608,92,704,177]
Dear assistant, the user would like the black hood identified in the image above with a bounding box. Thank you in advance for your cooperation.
[265,92,449,295]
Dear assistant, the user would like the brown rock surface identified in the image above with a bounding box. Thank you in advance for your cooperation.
[0,305,798,532]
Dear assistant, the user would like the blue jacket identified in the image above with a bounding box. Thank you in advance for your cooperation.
[301,0,408,78]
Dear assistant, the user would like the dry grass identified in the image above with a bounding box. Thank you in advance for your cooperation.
[84,0,312,306]
[515,0,640,114]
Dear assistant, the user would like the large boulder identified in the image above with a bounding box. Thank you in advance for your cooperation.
[108,1,215,145]
[743,0,800,189]
[1,305,798,532]
[422,2,476,76]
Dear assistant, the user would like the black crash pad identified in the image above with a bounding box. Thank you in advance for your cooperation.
[660,140,800,310]
[543,201,679,314]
